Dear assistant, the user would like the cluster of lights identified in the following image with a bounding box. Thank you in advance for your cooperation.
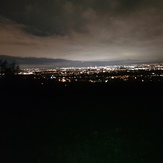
[18,63,163,83]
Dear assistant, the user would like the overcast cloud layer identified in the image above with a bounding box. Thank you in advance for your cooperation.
[0,0,163,62]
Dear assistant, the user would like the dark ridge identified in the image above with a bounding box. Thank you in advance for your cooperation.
[0,55,158,68]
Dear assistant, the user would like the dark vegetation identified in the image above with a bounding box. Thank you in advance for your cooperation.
[0,59,20,77]
[0,64,163,162]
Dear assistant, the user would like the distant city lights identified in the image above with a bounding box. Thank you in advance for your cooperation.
[15,63,163,83]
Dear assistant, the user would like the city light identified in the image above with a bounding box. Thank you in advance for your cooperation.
[16,63,163,83]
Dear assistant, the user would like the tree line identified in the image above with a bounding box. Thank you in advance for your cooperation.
[0,59,20,77]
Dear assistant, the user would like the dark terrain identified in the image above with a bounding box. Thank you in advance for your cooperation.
[0,78,163,162]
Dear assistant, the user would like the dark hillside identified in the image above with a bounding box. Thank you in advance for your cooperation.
[0,78,163,162]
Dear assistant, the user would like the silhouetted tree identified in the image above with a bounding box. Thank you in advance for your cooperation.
[0,59,20,77]
[0,59,7,76]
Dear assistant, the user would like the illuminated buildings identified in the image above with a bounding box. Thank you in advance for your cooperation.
[17,63,163,83]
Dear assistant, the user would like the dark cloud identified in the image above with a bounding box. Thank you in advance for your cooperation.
[0,0,163,62]
[0,0,162,36]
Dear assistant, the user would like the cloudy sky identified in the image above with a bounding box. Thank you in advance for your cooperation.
[0,0,163,62]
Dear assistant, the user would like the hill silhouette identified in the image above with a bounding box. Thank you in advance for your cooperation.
[0,55,154,68]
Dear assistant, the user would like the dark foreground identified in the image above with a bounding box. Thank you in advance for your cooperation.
[0,78,163,162]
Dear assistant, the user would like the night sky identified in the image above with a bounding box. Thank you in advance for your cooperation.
[0,0,163,62]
